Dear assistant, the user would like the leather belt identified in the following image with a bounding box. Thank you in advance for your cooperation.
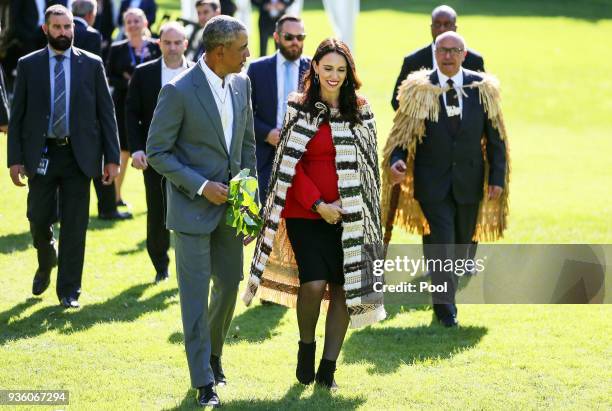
[46,136,70,146]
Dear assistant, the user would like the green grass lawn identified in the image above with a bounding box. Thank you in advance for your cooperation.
[1,1,611,409]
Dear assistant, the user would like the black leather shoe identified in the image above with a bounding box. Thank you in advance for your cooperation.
[439,315,458,327]
[32,268,52,296]
[32,251,57,296]
[210,355,227,386]
[98,210,133,220]
[197,383,220,407]
[116,199,130,208]
[296,341,316,385]
[155,269,169,283]
[60,296,80,309]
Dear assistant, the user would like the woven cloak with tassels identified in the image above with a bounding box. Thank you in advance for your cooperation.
[243,96,386,328]
[381,68,511,243]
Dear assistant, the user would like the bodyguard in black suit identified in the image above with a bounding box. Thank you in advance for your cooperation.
[73,0,132,220]
[125,22,194,283]
[93,0,116,57]
[247,15,309,203]
[7,5,120,308]
[252,0,293,56]
[391,5,485,111]
[389,32,506,327]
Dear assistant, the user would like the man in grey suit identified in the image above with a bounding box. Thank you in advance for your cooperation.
[146,15,254,408]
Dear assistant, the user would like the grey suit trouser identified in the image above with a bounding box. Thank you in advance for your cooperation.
[174,221,243,388]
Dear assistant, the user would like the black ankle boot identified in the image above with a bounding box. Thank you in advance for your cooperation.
[315,358,338,389]
[296,341,316,384]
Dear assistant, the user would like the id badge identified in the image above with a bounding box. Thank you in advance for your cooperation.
[36,157,49,175]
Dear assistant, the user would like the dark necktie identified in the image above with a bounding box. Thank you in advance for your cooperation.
[445,78,460,135]
[52,54,67,138]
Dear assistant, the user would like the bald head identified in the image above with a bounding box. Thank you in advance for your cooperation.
[434,31,467,77]
[430,4,458,41]
[435,31,466,49]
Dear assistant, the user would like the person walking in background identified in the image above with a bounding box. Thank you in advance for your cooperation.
[252,0,294,56]
[247,14,309,204]
[126,22,194,283]
[73,0,132,221]
[244,38,385,389]
[391,4,485,111]
[107,7,160,208]
[146,16,254,407]
[7,5,120,309]
[186,0,221,62]
[383,32,509,327]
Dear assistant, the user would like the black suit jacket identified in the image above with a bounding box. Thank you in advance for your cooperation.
[118,0,157,27]
[392,69,506,204]
[94,0,116,44]
[391,43,485,111]
[0,65,9,127]
[125,57,195,154]
[107,39,161,96]
[7,47,120,178]
[252,0,294,26]
[73,19,103,56]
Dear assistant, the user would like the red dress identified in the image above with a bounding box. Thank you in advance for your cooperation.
[281,122,339,219]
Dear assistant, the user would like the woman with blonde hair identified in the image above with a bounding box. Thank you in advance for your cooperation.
[107,8,160,207]
[244,38,385,389]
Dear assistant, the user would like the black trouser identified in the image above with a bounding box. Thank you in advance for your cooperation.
[27,143,91,300]
[258,18,277,56]
[143,167,170,273]
[92,177,117,215]
[419,191,479,320]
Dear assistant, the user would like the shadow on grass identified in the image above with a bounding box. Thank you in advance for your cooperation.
[0,231,31,254]
[382,272,475,320]
[343,324,487,375]
[166,383,366,410]
[0,283,177,346]
[87,211,146,231]
[167,303,288,346]
[226,303,288,344]
[116,239,147,256]
[303,0,612,20]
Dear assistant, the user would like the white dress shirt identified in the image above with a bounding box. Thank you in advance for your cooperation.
[197,58,235,195]
[161,57,188,87]
[437,68,464,119]
[130,0,143,8]
[275,52,300,128]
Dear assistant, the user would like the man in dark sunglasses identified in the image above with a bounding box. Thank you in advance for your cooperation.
[391,4,485,111]
[247,14,310,205]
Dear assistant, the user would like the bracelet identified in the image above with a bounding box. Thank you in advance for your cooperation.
[311,199,323,213]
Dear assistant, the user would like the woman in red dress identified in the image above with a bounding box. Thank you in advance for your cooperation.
[245,38,384,389]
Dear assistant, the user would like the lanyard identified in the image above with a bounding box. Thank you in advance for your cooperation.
[128,41,148,67]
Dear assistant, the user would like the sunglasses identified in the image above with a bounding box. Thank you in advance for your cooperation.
[282,32,306,42]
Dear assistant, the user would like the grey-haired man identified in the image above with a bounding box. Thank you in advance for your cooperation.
[146,15,255,407]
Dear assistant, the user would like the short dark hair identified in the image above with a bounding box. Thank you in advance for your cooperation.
[275,15,302,33]
[196,0,220,11]
[45,4,73,25]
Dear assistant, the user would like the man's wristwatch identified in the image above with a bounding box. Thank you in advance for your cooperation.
[311,199,324,213]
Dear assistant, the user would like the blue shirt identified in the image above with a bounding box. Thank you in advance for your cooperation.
[48,47,71,137]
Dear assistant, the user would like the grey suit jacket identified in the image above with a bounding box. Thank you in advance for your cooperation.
[146,64,257,235]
